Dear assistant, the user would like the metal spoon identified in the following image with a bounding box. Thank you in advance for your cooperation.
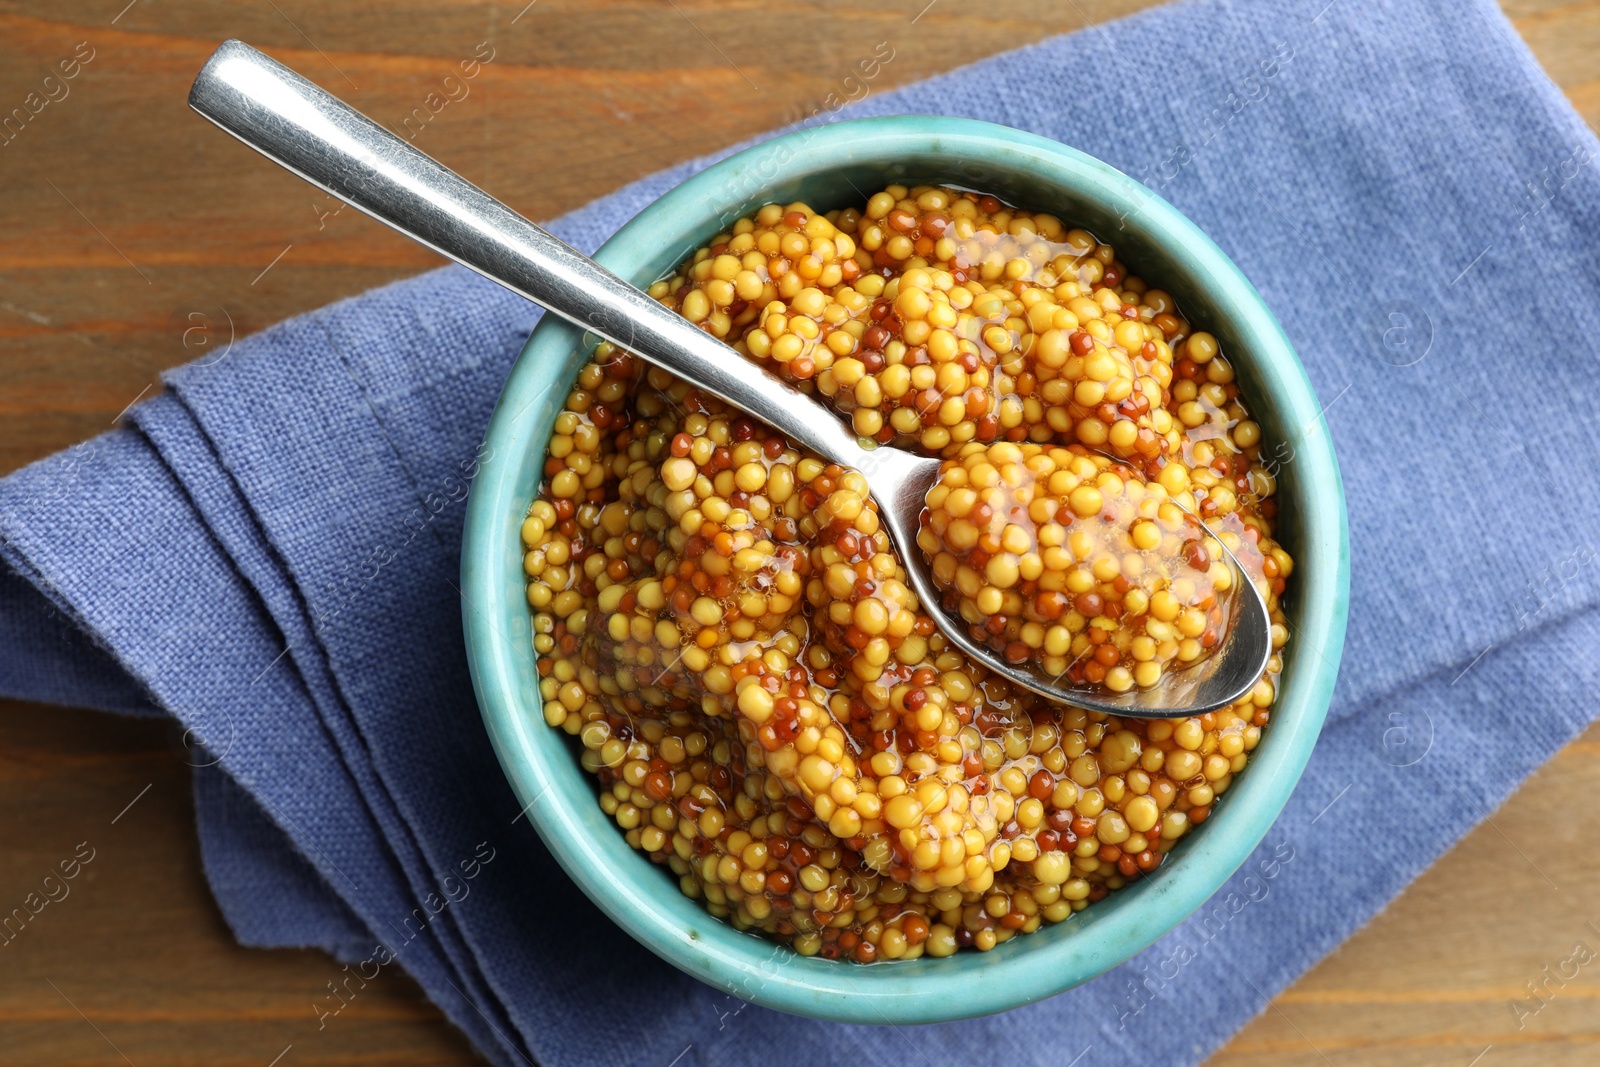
[187,39,1271,717]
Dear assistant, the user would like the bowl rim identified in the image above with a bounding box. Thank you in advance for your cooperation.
[462,114,1350,1023]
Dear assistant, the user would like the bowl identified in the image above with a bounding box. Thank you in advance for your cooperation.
[462,115,1349,1024]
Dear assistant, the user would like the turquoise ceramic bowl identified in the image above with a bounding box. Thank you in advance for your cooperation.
[463,116,1349,1023]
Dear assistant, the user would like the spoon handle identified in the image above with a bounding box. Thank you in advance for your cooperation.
[188,40,870,467]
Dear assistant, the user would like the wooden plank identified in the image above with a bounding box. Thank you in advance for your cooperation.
[0,704,481,1066]
[1,1,1598,1063]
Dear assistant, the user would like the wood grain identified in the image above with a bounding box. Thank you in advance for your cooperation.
[1,1,1596,1064]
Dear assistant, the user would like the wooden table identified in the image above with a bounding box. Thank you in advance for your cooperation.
[2,2,1596,1063]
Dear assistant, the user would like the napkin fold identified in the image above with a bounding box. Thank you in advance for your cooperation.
[4,0,1599,1063]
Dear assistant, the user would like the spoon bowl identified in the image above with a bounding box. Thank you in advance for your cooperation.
[872,443,1273,716]
[188,39,1269,717]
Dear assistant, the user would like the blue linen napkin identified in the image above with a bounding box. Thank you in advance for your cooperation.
[4,0,1599,1062]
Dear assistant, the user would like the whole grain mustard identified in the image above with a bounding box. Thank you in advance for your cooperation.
[523,185,1292,963]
